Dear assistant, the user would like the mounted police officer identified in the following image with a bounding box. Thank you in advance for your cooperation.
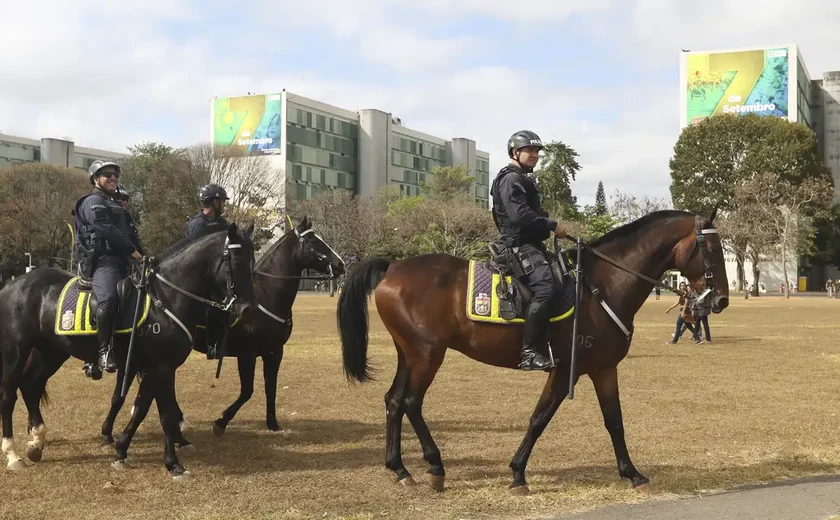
[185,183,231,359]
[186,183,230,237]
[490,130,567,371]
[74,161,145,379]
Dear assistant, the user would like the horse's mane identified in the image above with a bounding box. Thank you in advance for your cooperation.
[254,227,296,269]
[162,227,227,260]
[588,210,693,248]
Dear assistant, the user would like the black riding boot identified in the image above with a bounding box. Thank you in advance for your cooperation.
[95,311,118,374]
[519,300,555,371]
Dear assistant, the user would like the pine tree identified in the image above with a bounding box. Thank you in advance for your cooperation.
[595,181,607,216]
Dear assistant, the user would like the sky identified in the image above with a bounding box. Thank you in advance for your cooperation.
[2,1,839,207]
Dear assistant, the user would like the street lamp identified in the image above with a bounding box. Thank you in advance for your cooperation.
[24,252,32,273]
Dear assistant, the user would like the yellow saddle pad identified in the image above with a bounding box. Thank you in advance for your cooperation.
[54,277,151,336]
[466,260,575,324]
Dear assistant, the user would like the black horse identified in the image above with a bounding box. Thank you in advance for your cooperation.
[0,224,258,478]
[100,216,345,444]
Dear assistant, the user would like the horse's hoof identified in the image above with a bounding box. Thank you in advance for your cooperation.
[172,470,192,482]
[212,422,225,437]
[179,419,193,433]
[509,484,531,496]
[111,460,131,471]
[427,474,445,492]
[177,444,196,456]
[26,445,43,463]
[398,476,417,488]
[266,423,285,433]
[6,459,26,471]
[634,482,656,494]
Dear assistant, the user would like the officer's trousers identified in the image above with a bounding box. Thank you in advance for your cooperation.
[516,244,560,348]
[92,256,126,346]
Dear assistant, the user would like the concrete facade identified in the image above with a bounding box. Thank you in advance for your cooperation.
[225,91,491,212]
[0,134,125,171]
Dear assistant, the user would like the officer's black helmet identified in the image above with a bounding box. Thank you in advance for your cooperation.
[199,183,230,206]
[88,160,121,185]
[507,130,544,158]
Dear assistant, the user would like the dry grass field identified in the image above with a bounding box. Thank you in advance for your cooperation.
[2,293,840,520]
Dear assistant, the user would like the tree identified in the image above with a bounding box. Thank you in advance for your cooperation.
[532,141,581,220]
[0,164,89,276]
[186,143,283,249]
[669,114,829,290]
[608,190,672,225]
[669,114,826,213]
[579,204,617,241]
[735,171,833,298]
[717,202,776,297]
[388,196,496,260]
[421,165,474,201]
[119,141,177,224]
[594,181,607,216]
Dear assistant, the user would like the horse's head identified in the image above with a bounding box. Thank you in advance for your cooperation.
[675,205,729,313]
[218,222,258,325]
[290,215,345,278]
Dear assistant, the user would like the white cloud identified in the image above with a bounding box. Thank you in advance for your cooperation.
[1,0,836,208]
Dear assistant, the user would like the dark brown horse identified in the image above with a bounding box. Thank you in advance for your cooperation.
[336,209,729,493]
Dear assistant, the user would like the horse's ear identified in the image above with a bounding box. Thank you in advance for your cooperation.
[244,221,255,239]
[301,215,311,230]
[708,203,720,225]
[227,222,239,240]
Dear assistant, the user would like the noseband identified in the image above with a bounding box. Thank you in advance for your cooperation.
[254,228,342,281]
[681,215,718,296]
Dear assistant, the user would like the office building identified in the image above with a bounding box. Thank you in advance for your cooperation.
[210,90,490,212]
[0,134,125,171]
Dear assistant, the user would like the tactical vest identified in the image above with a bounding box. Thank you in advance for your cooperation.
[490,166,550,247]
[74,192,132,277]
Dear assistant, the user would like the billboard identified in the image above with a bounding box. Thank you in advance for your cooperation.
[683,47,790,127]
[212,93,283,156]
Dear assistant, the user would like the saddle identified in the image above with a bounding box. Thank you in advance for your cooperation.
[465,244,576,325]
[55,274,150,336]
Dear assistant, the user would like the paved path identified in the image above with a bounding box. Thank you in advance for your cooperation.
[561,475,840,520]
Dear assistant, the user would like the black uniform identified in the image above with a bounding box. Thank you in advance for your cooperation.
[74,189,144,348]
[491,163,560,369]
[185,212,229,237]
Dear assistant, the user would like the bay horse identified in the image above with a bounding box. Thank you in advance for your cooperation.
[0,224,258,478]
[98,216,345,444]
[336,209,729,493]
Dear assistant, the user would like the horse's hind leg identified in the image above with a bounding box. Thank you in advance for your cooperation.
[509,370,569,494]
[590,365,649,488]
[403,348,447,491]
[384,348,412,484]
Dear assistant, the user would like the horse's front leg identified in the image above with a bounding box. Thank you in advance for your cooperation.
[590,364,649,488]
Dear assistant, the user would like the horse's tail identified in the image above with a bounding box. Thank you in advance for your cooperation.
[337,257,391,383]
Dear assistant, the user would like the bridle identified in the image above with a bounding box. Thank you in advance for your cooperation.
[684,215,717,296]
[572,215,718,298]
[253,227,342,281]
[151,236,245,312]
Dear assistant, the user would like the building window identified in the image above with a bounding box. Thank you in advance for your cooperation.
[296,184,307,200]
[320,169,326,185]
